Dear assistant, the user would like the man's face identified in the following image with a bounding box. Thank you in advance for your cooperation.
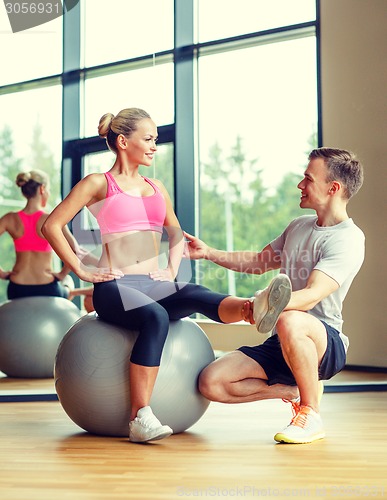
[297,158,332,210]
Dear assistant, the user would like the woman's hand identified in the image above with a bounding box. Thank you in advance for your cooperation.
[0,267,12,280]
[183,231,209,260]
[77,267,124,284]
[52,270,68,282]
[149,268,174,282]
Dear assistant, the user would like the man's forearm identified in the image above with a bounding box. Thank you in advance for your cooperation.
[285,271,339,312]
[205,248,270,275]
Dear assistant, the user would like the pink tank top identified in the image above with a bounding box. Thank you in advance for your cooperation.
[14,211,52,253]
[95,172,166,235]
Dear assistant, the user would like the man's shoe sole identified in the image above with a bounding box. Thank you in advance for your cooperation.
[274,430,326,444]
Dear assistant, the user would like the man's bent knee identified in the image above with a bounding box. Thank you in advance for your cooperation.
[198,363,227,402]
[276,310,302,331]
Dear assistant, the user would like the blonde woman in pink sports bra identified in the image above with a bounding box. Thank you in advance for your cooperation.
[42,107,290,443]
[0,169,94,311]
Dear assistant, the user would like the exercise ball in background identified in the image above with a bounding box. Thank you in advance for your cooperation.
[55,314,215,436]
[0,297,82,378]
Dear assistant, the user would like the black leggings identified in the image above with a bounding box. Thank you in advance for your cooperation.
[93,275,229,367]
[7,278,69,300]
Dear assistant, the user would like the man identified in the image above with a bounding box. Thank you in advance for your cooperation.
[184,147,365,444]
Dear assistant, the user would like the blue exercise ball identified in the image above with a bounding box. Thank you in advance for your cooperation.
[54,314,215,436]
[0,297,82,378]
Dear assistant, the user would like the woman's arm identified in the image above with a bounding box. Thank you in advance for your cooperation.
[150,180,185,281]
[0,213,14,279]
[52,225,99,280]
[42,175,122,283]
[164,224,185,280]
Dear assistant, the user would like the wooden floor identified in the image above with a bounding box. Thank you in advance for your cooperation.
[2,367,387,400]
[0,389,386,500]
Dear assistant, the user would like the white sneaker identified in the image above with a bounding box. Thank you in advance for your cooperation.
[274,405,325,444]
[129,406,173,443]
[253,274,292,334]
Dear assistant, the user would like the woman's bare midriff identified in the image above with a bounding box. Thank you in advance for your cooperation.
[98,230,162,275]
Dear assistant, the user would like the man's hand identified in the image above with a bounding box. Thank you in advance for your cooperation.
[241,299,255,325]
[183,231,210,260]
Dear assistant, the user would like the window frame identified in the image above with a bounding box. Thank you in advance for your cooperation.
[61,0,320,248]
[0,0,320,277]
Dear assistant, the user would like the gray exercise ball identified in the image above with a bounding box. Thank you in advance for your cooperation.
[54,314,215,436]
[0,297,82,378]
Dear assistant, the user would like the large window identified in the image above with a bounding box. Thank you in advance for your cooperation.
[197,0,316,42]
[82,0,174,68]
[0,88,62,194]
[0,7,63,301]
[197,35,317,296]
[0,15,62,85]
[81,0,175,138]
[0,0,319,303]
[0,85,62,300]
[83,63,174,138]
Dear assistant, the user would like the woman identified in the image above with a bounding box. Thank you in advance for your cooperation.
[42,108,287,443]
[0,169,93,310]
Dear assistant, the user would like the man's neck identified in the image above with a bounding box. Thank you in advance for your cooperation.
[315,206,349,227]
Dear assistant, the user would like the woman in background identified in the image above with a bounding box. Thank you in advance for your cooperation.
[0,169,94,311]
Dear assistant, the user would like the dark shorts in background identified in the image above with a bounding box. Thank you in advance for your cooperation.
[238,321,346,386]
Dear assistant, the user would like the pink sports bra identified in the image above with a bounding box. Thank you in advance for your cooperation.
[94,172,166,236]
[14,211,52,253]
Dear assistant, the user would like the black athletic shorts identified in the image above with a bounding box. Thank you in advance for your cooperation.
[238,321,346,386]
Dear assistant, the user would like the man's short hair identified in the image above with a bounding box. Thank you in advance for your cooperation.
[309,147,364,199]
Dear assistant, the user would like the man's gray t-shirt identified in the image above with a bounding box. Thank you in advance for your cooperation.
[270,215,365,349]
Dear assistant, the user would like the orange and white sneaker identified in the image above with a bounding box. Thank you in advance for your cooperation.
[274,405,325,444]
[283,380,325,415]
